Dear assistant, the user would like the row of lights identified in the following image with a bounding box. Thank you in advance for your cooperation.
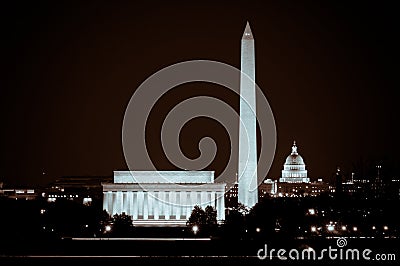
[103,224,202,235]
[274,194,321,198]
[308,209,375,216]
[48,194,79,198]
[311,224,389,233]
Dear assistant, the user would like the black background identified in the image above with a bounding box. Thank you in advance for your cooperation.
[2,0,399,186]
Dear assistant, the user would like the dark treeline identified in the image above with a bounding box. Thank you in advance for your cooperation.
[0,193,398,245]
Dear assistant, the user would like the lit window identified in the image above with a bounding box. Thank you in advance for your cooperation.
[83,197,92,206]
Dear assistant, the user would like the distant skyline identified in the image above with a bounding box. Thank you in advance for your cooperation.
[2,1,398,186]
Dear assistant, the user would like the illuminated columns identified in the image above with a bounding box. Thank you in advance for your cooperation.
[148,192,154,218]
[201,191,207,209]
[180,191,186,219]
[168,191,173,219]
[196,191,201,206]
[143,192,148,219]
[112,192,117,216]
[176,192,181,219]
[116,191,123,214]
[138,191,144,218]
[102,171,226,224]
[217,192,225,220]
[159,191,164,218]
[186,191,192,218]
[154,192,159,220]
[132,191,138,219]
[164,191,170,220]
[158,191,164,218]
[210,191,216,209]
[103,192,109,213]
[182,191,188,219]
[122,192,128,214]
[170,191,174,219]
[108,191,113,215]
[127,191,133,217]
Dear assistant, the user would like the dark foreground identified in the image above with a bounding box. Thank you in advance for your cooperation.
[1,237,398,266]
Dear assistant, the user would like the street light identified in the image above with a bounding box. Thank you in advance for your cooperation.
[192,225,199,235]
[311,226,317,232]
[383,225,389,231]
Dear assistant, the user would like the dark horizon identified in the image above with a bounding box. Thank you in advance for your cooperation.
[2,1,398,186]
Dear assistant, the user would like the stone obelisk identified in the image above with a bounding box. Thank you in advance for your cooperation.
[238,22,258,208]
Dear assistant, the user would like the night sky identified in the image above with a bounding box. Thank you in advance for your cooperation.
[2,1,398,186]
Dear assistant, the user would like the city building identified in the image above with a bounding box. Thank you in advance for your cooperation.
[259,179,277,199]
[274,141,329,197]
[0,187,38,201]
[370,165,385,199]
[1,181,38,200]
[341,166,398,200]
[276,180,329,197]
[44,176,111,205]
[225,183,238,208]
[388,179,400,199]
[102,171,225,226]
[334,167,343,196]
[279,141,309,183]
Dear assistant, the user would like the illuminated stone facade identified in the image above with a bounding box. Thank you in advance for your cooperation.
[102,171,225,226]
[279,141,310,183]
[238,22,258,208]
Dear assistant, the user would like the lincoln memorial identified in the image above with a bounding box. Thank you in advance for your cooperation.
[102,171,225,226]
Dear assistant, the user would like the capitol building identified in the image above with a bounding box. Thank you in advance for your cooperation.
[279,141,310,183]
[260,141,329,198]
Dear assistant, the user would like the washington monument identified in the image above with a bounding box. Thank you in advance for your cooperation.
[238,22,258,208]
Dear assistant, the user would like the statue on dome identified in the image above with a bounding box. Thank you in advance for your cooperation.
[292,141,298,154]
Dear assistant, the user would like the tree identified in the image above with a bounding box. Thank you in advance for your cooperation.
[111,212,133,236]
[187,205,206,227]
[187,205,218,236]
[100,210,111,221]
[223,204,247,239]
[237,203,250,215]
[204,206,217,226]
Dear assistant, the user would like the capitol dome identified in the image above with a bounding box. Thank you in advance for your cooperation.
[285,152,305,165]
[279,141,310,183]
